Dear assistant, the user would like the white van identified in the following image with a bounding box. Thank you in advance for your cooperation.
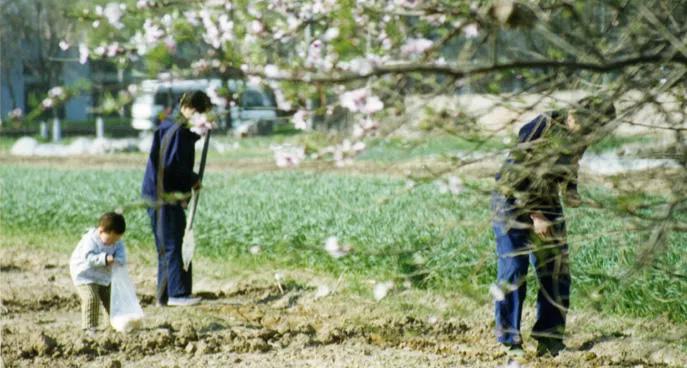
[131,78,225,130]
[131,78,279,135]
[229,82,279,136]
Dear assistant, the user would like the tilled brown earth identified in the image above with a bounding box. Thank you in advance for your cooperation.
[1,246,685,368]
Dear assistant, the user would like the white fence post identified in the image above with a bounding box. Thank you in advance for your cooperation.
[40,121,49,139]
[96,116,105,139]
[52,117,61,142]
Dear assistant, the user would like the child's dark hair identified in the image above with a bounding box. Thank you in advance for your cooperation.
[99,212,126,234]
[179,91,213,113]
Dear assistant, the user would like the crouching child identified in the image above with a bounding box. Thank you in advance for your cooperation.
[69,212,127,335]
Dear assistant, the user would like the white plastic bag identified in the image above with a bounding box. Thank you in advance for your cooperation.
[110,264,144,332]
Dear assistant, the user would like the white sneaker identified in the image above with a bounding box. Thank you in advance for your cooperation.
[167,296,202,306]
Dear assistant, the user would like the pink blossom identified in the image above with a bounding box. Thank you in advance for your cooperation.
[361,117,379,130]
[163,36,176,53]
[339,57,375,75]
[380,34,393,50]
[401,38,433,56]
[106,42,119,57]
[340,88,384,114]
[103,3,124,29]
[41,98,54,109]
[323,27,339,41]
[200,13,222,48]
[325,139,367,167]
[143,19,164,44]
[249,20,264,34]
[137,0,152,9]
[463,23,479,38]
[292,110,309,130]
[218,14,234,39]
[247,76,263,86]
[271,144,305,168]
[161,14,173,29]
[264,64,283,78]
[286,15,300,31]
[352,124,365,138]
[48,86,65,99]
[307,40,323,64]
[207,0,228,7]
[206,87,227,108]
[94,46,106,56]
[191,59,209,73]
[189,113,215,136]
[427,14,447,26]
[334,155,352,167]
[341,139,352,153]
[352,141,366,152]
[184,10,199,26]
[8,108,22,119]
[270,84,292,110]
[311,0,337,14]
[395,0,420,8]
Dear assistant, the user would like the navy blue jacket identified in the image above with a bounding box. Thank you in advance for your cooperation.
[495,112,581,219]
[142,117,200,202]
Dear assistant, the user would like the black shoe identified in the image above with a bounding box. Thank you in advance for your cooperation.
[536,338,565,357]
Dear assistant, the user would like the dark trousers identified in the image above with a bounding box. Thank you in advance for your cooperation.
[492,194,570,345]
[148,205,193,304]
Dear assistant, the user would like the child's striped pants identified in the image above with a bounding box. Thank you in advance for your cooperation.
[75,284,110,329]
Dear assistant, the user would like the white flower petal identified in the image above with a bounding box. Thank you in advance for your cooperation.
[401,38,433,56]
[374,281,394,301]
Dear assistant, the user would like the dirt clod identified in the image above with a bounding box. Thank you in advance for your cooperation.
[72,337,97,357]
[184,342,196,354]
[176,324,198,346]
[29,331,57,356]
[3,245,686,367]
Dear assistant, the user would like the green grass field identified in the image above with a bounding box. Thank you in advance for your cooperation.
[1,164,685,322]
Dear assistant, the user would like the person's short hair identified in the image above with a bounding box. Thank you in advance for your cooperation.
[578,95,616,122]
[575,95,616,135]
[99,212,126,234]
[179,91,213,113]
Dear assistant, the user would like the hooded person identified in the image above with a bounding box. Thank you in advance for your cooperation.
[141,90,213,307]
